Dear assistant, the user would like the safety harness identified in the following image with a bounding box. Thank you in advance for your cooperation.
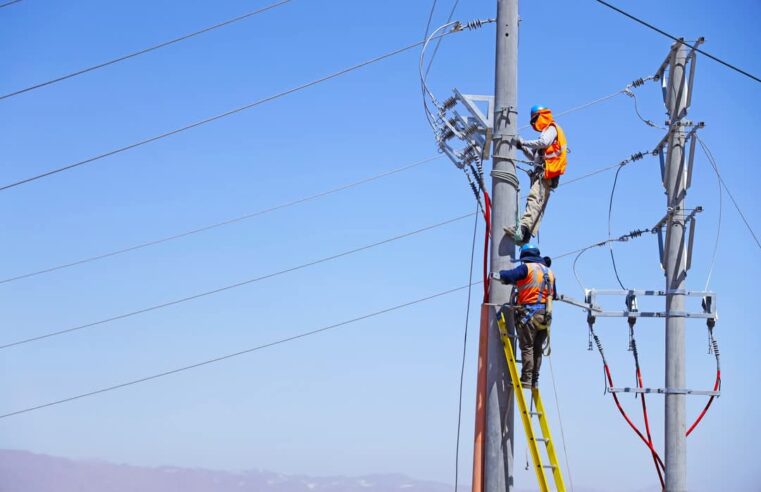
[515,263,554,355]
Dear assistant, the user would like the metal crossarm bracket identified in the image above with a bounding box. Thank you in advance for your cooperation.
[585,289,717,320]
[609,387,720,396]
[656,37,703,120]
[437,89,495,168]
[652,205,703,271]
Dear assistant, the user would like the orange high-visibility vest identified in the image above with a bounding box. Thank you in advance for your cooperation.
[516,263,554,305]
[543,122,567,179]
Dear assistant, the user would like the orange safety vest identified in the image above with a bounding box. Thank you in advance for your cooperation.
[531,109,568,179]
[543,122,567,179]
[516,263,555,305]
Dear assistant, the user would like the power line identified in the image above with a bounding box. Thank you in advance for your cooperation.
[517,76,656,132]
[0,33,459,193]
[0,284,474,420]
[699,138,722,290]
[697,137,760,250]
[0,0,293,101]
[0,0,23,9]
[454,205,479,492]
[0,213,474,350]
[425,0,461,78]
[0,155,441,285]
[595,0,761,85]
[2,150,629,286]
[571,228,654,291]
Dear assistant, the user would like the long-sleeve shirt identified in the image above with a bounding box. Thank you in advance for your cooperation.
[520,125,558,164]
[498,261,558,300]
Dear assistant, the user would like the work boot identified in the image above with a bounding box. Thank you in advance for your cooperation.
[504,225,531,245]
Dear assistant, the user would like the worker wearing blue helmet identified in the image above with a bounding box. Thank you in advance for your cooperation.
[504,105,568,245]
[498,243,557,388]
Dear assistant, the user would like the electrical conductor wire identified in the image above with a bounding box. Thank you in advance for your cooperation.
[0,0,293,101]
[0,0,22,9]
[454,206,479,492]
[0,214,474,350]
[0,283,478,420]
[595,0,761,85]
[0,155,441,285]
[697,137,759,250]
[0,33,461,193]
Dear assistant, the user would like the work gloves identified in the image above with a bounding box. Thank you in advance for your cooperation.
[512,136,524,150]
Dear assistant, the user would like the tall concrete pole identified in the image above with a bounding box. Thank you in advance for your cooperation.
[664,42,690,492]
[485,0,519,490]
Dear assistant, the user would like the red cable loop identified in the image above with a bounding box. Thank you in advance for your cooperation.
[603,365,666,471]
[686,369,721,436]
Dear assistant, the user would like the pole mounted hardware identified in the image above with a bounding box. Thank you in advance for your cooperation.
[437,90,495,169]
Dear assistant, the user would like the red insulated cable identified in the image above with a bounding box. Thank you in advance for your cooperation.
[636,367,665,487]
[686,369,721,437]
[482,191,492,303]
[603,365,666,471]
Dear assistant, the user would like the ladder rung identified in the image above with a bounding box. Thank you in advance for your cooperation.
[534,437,550,443]
[529,411,542,416]
[542,465,556,469]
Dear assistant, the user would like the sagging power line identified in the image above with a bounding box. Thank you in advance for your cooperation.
[0,214,474,350]
[0,284,475,420]
[595,0,761,85]
[0,31,467,193]
[0,0,22,9]
[0,0,293,101]
[0,155,441,285]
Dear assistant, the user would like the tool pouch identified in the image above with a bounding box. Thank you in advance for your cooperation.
[531,308,552,331]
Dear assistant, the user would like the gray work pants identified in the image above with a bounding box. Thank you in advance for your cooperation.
[519,172,553,238]
[517,314,550,387]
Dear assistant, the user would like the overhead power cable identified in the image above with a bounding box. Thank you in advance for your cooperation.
[0,155,441,285]
[0,0,293,101]
[595,0,761,85]
[0,32,462,193]
[697,137,760,250]
[2,150,627,287]
[0,214,473,350]
[0,0,22,9]
[518,76,656,131]
[572,227,655,291]
[454,205,479,492]
[425,0,461,78]
[0,284,475,420]
[605,151,652,290]
[698,138,722,290]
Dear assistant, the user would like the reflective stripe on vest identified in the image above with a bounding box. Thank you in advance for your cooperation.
[543,122,567,179]
[516,263,554,305]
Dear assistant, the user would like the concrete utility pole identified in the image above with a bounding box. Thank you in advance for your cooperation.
[663,43,690,492]
[485,0,519,490]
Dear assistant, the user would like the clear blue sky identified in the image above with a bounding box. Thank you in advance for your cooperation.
[1,0,759,491]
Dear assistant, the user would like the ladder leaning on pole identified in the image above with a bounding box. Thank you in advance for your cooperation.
[496,308,566,492]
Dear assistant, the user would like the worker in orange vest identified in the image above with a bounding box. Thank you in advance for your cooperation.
[504,105,568,245]
[498,243,556,388]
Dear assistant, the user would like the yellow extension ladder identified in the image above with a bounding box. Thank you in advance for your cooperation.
[497,310,566,492]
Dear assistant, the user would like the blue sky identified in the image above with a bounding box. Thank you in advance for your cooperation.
[0,0,759,491]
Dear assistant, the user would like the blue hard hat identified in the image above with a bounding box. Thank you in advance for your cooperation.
[530,105,547,116]
[520,243,541,258]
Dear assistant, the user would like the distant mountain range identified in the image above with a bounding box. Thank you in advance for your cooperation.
[0,449,457,492]
[0,449,666,491]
